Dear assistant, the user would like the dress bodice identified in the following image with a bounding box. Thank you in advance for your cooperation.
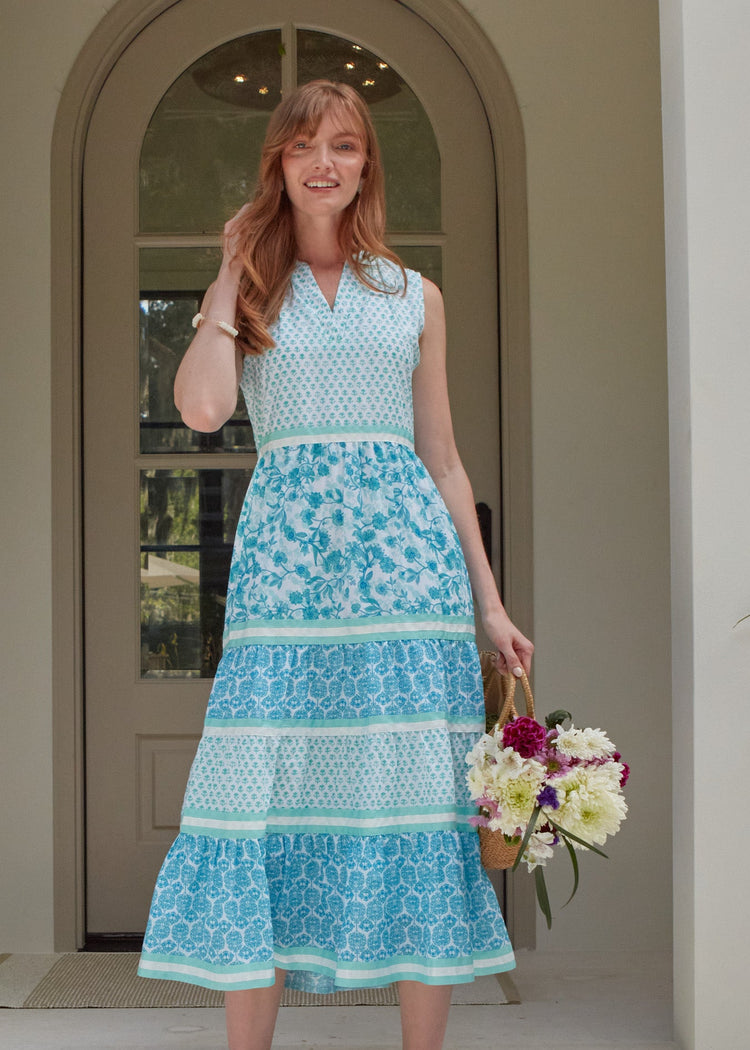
[239,259,424,453]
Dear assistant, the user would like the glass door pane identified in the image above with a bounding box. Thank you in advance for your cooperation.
[140,467,252,678]
[140,29,283,233]
[139,247,254,454]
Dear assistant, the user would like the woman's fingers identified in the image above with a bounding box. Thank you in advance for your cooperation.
[223,202,252,261]
[492,650,524,677]
[491,633,534,677]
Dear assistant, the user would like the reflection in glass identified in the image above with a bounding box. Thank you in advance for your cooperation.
[297,31,441,232]
[139,248,254,453]
[140,468,252,678]
[140,30,282,233]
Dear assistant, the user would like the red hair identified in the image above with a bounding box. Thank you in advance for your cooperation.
[232,80,406,354]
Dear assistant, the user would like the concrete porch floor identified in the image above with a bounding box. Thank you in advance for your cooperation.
[1,950,675,1050]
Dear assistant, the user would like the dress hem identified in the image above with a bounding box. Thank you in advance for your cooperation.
[137,947,516,992]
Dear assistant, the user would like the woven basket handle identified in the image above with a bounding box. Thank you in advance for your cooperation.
[494,669,535,730]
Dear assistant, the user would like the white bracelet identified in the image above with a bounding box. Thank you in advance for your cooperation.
[191,312,239,339]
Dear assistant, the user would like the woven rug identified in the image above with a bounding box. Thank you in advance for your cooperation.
[13,954,517,1009]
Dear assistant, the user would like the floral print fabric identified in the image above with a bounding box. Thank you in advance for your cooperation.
[224,441,472,632]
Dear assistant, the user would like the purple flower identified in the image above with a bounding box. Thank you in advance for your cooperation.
[502,716,548,758]
[536,785,560,810]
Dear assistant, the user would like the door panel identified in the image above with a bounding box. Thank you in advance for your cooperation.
[83,0,497,932]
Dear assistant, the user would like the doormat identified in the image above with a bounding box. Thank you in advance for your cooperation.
[10,954,518,1009]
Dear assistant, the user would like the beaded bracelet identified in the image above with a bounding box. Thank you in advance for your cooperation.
[191,312,239,339]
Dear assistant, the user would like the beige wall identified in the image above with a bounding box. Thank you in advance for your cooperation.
[463,0,671,950]
[0,0,671,959]
[0,0,116,952]
[660,1,750,1046]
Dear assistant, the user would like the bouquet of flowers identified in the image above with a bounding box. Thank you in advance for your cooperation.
[466,705,629,926]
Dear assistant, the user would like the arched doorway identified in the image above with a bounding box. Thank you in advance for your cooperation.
[52,0,532,949]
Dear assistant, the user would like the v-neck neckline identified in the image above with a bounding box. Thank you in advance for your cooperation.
[295,260,347,314]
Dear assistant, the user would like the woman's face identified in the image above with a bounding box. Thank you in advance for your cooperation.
[281,110,367,222]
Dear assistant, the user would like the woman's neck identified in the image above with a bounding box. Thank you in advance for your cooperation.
[293,215,345,269]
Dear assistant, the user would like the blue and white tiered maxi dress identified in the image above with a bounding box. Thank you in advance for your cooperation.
[137,259,515,993]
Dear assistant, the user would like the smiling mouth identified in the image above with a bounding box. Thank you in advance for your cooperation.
[305,180,339,189]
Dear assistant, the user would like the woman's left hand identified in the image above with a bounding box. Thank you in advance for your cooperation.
[482,608,534,678]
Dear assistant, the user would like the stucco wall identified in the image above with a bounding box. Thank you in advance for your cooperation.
[463,0,671,950]
[0,0,670,957]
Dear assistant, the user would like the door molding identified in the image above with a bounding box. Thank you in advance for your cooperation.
[51,0,533,950]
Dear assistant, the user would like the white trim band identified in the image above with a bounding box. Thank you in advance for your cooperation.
[224,617,476,646]
[201,718,481,738]
[257,430,414,455]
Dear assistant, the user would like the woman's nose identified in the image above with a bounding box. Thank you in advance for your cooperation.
[312,145,333,168]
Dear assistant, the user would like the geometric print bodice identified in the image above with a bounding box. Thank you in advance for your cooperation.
[240,258,423,453]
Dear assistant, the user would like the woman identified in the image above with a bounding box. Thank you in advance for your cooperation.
[138,79,533,1050]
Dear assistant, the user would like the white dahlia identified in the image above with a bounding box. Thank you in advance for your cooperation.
[484,749,547,837]
[554,724,616,760]
[552,763,628,847]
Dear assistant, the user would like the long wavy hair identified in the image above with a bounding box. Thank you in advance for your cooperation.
[232,79,406,354]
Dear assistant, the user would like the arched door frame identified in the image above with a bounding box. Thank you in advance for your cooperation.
[51,0,533,951]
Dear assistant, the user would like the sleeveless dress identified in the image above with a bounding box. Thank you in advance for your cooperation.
[137,259,515,993]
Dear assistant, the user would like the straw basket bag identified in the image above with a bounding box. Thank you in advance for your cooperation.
[477,652,536,870]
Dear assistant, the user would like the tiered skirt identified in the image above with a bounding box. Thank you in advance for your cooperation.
[137,439,515,992]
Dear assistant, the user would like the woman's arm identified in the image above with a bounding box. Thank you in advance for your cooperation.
[173,207,249,432]
[413,278,534,676]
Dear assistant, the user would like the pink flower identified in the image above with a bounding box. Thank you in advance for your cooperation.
[502,716,548,758]
[469,813,490,827]
[477,795,499,817]
[545,753,576,775]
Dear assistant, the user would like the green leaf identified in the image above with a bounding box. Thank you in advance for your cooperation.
[535,867,552,928]
[545,709,572,729]
[548,819,609,859]
[512,805,541,871]
[561,832,580,907]
[278,43,287,56]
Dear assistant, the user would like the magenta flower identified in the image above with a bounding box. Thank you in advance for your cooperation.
[502,716,548,758]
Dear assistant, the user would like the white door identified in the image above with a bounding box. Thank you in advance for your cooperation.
[83,0,499,934]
